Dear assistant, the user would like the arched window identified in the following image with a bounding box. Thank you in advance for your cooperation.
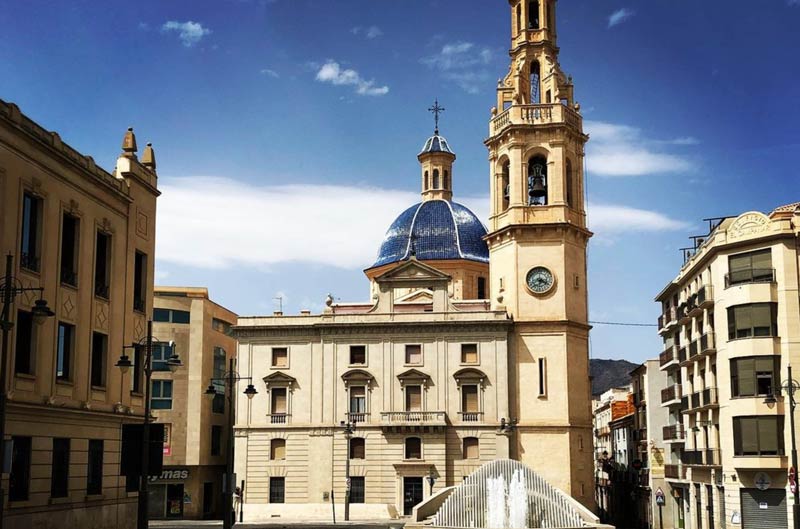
[501,162,510,211]
[405,437,422,460]
[433,169,440,189]
[527,155,547,206]
[463,437,479,459]
[529,1,540,29]
[349,437,365,459]
[424,171,429,191]
[444,170,449,190]
[565,159,573,208]
[530,62,541,104]
[270,439,286,460]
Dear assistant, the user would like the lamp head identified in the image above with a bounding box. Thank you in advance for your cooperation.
[32,298,55,324]
[764,393,778,405]
[115,354,133,374]
[166,353,183,373]
[244,384,258,400]
[204,384,217,397]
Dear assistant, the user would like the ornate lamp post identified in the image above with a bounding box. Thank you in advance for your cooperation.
[116,320,183,529]
[764,365,800,529]
[427,468,436,496]
[340,420,356,521]
[0,254,55,528]
[205,359,257,529]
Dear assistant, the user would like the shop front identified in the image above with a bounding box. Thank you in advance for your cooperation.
[149,468,191,519]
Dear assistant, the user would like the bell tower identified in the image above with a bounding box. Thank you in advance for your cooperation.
[487,0,595,509]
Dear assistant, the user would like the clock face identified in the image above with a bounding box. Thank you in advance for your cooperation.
[526,267,555,294]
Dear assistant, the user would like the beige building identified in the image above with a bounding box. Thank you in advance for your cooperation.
[233,0,594,521]
[656,204,800,529]
[0,98,159,528]
[149,287,237,521]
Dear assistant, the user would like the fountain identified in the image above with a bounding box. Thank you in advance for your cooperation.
[409,459,611,529]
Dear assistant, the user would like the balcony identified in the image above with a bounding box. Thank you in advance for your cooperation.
[725,268,776,288]
[678,346,687,363]
[380,411,447,432]
[687,294,702,317]
[682,388,719,413]
[458,411,484,423]
[678,303,690,324]
[20,252,40,272]
[697,285,714,308]
[661,384,682,405]
[665,464,686,480]
[268,413,290,424]
[688,340,699,360]
[700,332,716,355]
[682,449,721,467]
[345,412,370,424]
[94,282,110,300]
[659,346,678,368]
[60,268,78,288]
[658,307,678,334]
[663,424,685,442]
[489,103,583,137]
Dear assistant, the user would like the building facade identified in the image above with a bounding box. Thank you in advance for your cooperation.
[656,205,800,529]
[149,287,237,521]
[232,1,595,520]
[592,386,631,525]
[0,99,159,528]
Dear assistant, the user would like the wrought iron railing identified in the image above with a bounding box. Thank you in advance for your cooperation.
[60,268,78,287]
[94,282,110,300]
[661,384,682,404]
[663,424,685,441]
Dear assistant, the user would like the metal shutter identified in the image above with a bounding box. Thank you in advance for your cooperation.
[740,488,787,529]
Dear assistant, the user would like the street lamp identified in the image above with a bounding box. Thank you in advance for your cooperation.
[427,468,436,496]
[499,417,518,435]
[0,254,54,529]
[764,364,800,529]
[340,420,356,521]
[116,321,183,529]
[205,358,257,529]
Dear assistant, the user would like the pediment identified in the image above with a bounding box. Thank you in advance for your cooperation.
[395,289,434,303]
[375,258,450,283]
[397,368,432,382]
[263,372,297,388]
[453,367,488,382]
[341,369,375,382]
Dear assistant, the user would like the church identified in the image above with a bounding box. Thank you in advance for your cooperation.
[232,0,594,520]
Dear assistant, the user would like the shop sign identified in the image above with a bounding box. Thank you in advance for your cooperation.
[754,472,771,491]
[149,468,190,482]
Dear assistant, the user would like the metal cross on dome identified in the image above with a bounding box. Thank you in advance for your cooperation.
[428,99,445,134]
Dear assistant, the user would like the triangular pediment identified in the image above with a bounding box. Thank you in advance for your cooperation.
[263,372,297,388]
[395,289,434,303]
[375,258,450,283]
[397,368,432,382]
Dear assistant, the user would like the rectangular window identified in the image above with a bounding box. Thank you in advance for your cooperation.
[461,344,478,364]
[9,436,32,501]
[405,344,422,365]
[271,347,288,368]
[20,193,41,272]
[151,380,173,410]
[212,347,226,413]
[211,425,222,456]
[94,231,111,299]
[349,345,366,365]
[405,385,422,412]
[60,214,79,287]
[270,439,286,460]
[463,437,479,459]
[728,249,773,286]
[152,342,174,372]
[731,356,780,397]
[131,344,143,393]
[462,385,479,413]
[733,416,784,456]
[153,308,170,322]
[14,310,34,375]
[727,303,778,340]
[51,438,70,498]
[171,310,190,324]
[350,386,366,414]
[269,477,285,504]
[271,388,287,415]
[87,439,103,495]
[56,322,74,381]
[133,251,147,312]
[538,357,547,396]
[211,318,232,334]
[91,332,107,387]
[350,476,365,504]
[477,277,487,300]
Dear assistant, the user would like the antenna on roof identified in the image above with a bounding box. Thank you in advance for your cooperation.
[273,296,283,313]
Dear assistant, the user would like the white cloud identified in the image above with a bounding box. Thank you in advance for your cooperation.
[161,21,211,47]
[608,8,635,28]
[260,68,280,78]
[155,178,689,271]
[588,204,690,233]
[352,25,383,39]
[421,41,493,94]
[585,120,694,177]
[315,60,389,96]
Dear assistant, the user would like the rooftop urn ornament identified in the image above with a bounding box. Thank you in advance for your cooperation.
[325,293,334,307]
[428,98,445,135]
[141,142,156,171]
[121,127,137,157]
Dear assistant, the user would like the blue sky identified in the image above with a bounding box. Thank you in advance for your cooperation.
[2,0,799,363]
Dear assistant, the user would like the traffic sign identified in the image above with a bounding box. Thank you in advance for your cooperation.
[655,487,665,506]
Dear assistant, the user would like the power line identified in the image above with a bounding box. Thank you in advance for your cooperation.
[589,320,658,328]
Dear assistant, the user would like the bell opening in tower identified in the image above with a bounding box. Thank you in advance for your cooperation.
[530,62,541,105]
[529,1,540,29]
[528,156,547,206]
[501,162,510,211]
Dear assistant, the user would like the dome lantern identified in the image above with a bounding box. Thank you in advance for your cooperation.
[419,99,456,202]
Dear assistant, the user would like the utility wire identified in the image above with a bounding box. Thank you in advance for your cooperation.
[589,320,658,328]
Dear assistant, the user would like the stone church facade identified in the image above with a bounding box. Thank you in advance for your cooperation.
[233,0,595,520]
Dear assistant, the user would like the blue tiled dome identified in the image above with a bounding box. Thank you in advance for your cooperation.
[419,134,455,156]
[371,200,489,268]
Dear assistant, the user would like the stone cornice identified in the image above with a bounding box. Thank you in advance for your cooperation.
[234,319,512,340]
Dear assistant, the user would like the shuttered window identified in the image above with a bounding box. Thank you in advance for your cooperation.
[733,416,784,456]
[463,437,479,459]
[271,348,288,368]
[272,388,287,414]
[405,437,421,459]
[731,356,779,397]
[350,476,365,503]
[270,439,286,460]
[406,386,422,412]
[405,345,422,365]
[350,387,366,413]
[349,345,366,365]
[349,438,365,459]
[462,385,479,413]
[728,304,778,339]
[461,344,478,364]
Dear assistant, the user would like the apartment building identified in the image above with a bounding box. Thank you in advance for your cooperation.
[0,99,159,528]
[656,204,800,529]
[150,287,237,521]
[593,386,631,524]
